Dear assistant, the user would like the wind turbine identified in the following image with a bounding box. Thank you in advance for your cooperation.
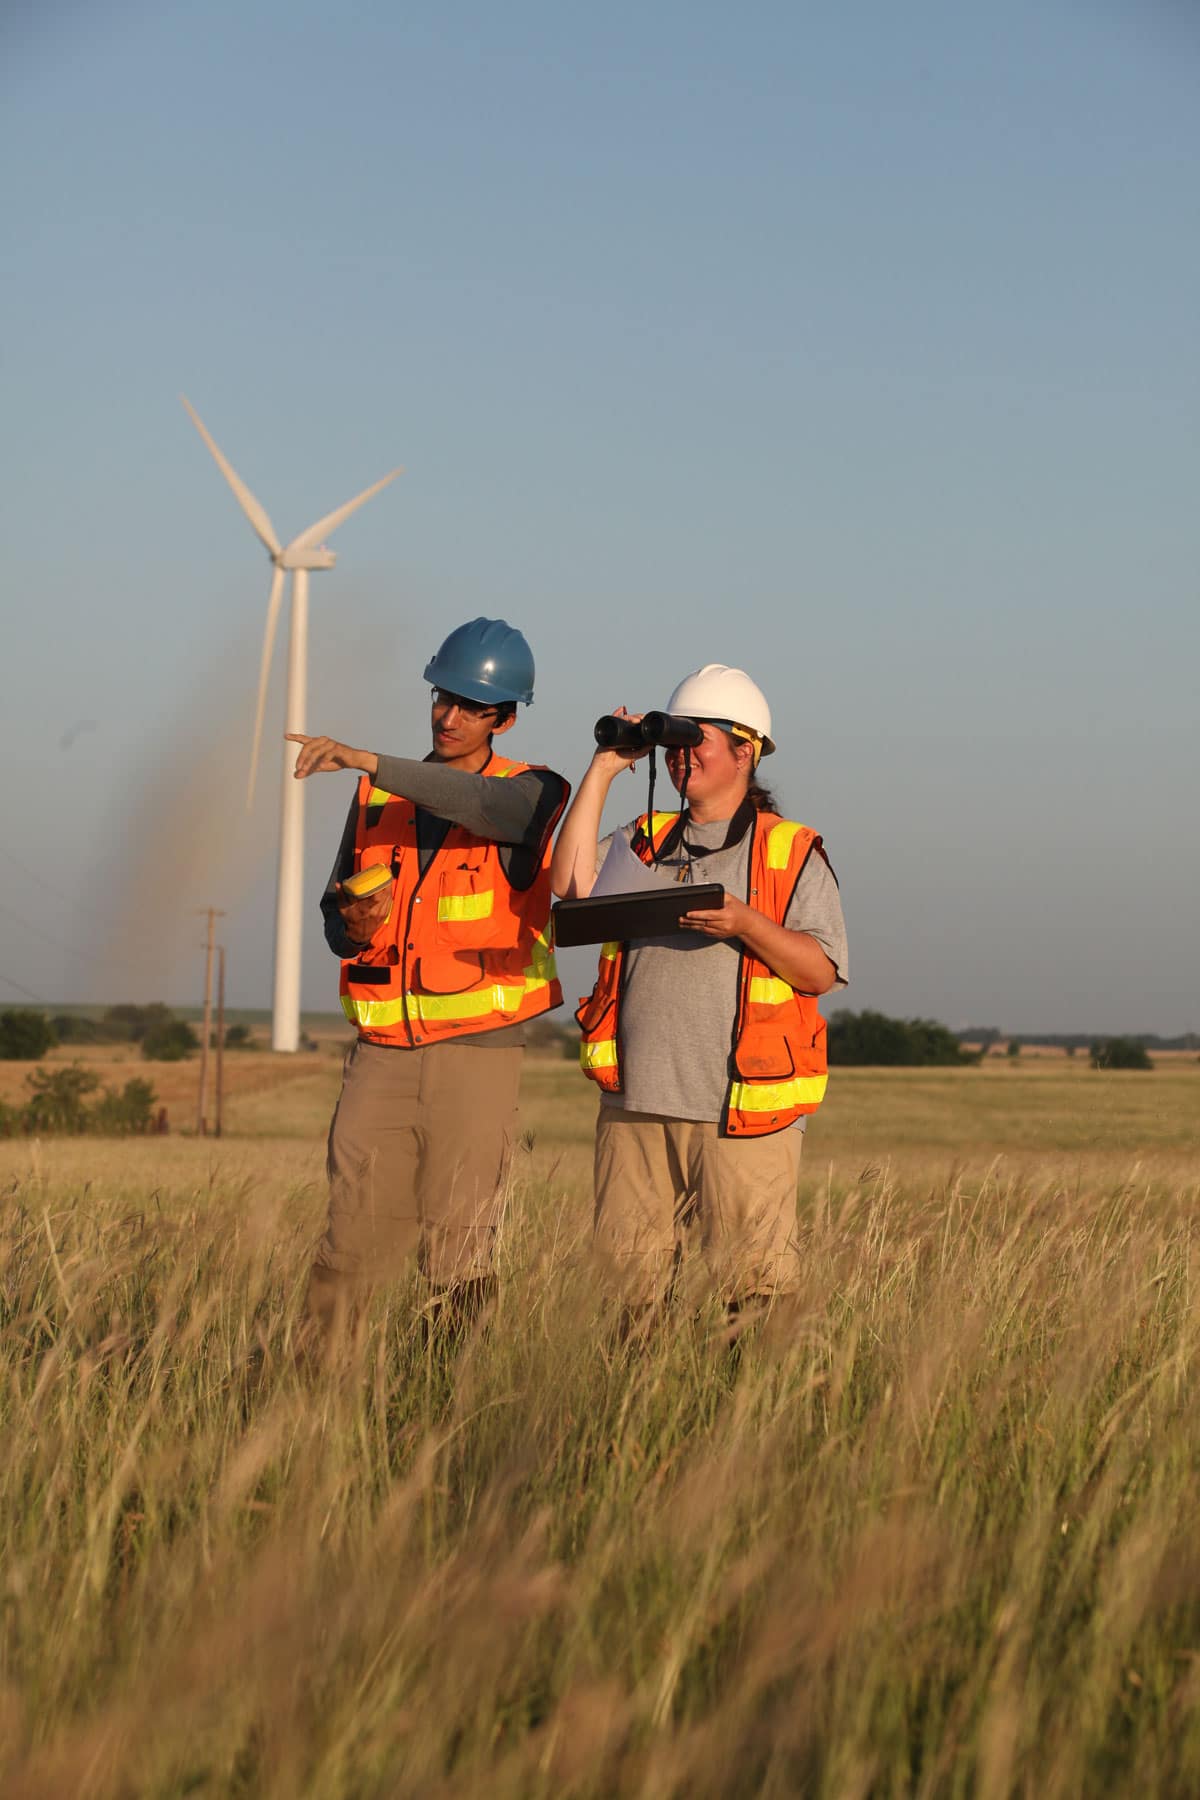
[182,396,402,1053]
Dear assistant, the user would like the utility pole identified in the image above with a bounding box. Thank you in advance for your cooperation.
[215,945,226,1140]
[196,907,225,1135]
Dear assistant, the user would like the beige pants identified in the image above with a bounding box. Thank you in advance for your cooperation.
[307,1039,522,1330]
[593,1107,803,1307]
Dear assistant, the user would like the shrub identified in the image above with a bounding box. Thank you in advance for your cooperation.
[90,1078,158,1134]
[1006,1039,1021,1060]
[51,1013,110,1045]
[10,1067,159,1136]
[223,1023,255,1050]
[142,1018,199,1062]
[23,1065,99,1133]
[0,1010,56,1060]
[1090,1037,1153,1071]
[826,1009,976,1067]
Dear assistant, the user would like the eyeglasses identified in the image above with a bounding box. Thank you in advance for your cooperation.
[430,687,501,720]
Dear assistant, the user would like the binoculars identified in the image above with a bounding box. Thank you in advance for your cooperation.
[593,712,704,751]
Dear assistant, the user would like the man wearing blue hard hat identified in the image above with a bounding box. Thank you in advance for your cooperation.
[287,617,569,1343]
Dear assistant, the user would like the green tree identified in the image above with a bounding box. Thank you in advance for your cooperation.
[0,1010,56,1060]
[51,1013,109,1045]
[102,1002,174,1043]
[826,1010,976,1067]
[23,1065,99,1132]
[91,1078,158,1134]
[222,1023,255,1050]
[1090,1037,1153,1071]
[142,1018,199,1062]
[1006,1039,1021,1060]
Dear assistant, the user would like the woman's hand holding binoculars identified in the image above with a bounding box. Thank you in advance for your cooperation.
[590,707,651,773]
[592,709,704,757]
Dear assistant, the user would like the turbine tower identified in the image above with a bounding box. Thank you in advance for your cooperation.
[182,397,401,1053]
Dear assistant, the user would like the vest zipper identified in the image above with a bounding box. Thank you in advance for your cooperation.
[398,751,498,1046]
[722,813,759,1134]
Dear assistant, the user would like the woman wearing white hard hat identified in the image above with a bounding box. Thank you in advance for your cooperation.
[551,664,848,1324]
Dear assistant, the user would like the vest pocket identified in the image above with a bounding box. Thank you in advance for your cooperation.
[733,1025,797,1082]
[575,984,614,1035]
[414,951,485,995]
[435,867,507,948]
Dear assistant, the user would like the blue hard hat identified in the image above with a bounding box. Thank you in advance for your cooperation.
[423,617,536,706]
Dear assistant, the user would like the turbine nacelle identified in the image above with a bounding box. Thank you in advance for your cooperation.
[277,545,337,571]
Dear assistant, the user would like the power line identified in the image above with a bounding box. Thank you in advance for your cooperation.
[0,842,165,950]
[0,888,165,974]
[0,969,50,1004]
[0,897,145,972]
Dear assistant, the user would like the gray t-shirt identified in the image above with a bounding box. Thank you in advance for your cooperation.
[598,814,848,1125]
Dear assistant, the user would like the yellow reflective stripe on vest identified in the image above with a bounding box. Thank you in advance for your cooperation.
[342,976,547,1031]
[766,820,805,870]
[525,926,557,983]
[599,940,620,962]
[365,787,395,809]
[729,1072,828,1112]
[748,974,794,1007]
[581,1038,619,1071]
[437,890,494,923]
[409,983,528,1022]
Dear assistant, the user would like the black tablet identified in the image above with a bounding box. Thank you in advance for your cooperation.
[552,883,724,948]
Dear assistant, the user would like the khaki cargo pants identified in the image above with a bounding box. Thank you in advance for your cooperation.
[594,1107,803,1308]
[306,1038,521,1335]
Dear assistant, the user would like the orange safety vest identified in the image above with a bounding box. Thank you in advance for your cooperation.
[339,752,568,1048]
[575,809,830,1136]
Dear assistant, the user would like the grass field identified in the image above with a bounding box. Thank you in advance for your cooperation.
[1,1058,1198,1796]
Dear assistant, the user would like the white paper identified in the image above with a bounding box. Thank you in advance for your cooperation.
[591,831,678,897]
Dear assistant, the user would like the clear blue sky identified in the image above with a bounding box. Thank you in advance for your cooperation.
[3,0,1197,1035]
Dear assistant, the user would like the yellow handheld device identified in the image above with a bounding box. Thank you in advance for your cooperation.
[341,863,394,911]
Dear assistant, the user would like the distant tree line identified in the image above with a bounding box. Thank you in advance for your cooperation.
[960,1026,1197,1053]
[51,1003,199,1059]
[824,1015,1174,1070]
[0,1004,256,1062]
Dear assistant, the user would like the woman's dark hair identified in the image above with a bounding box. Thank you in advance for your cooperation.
[719,728,778,812]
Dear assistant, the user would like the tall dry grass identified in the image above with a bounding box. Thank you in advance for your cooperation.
[1,1132,1198,1796]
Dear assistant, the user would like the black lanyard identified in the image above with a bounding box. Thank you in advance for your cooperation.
[639,796,756,882]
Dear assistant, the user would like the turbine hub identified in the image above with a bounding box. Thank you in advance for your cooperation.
[279,546,337,570]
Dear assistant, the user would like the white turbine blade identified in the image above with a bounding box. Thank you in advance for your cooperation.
[287,468,403,554]
[247,565,286,810]
[181,395,282,556]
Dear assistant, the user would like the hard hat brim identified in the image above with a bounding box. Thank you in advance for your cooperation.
[422,661,532,706]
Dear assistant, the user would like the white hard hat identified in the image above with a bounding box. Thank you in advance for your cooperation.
[665,664,775,756]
